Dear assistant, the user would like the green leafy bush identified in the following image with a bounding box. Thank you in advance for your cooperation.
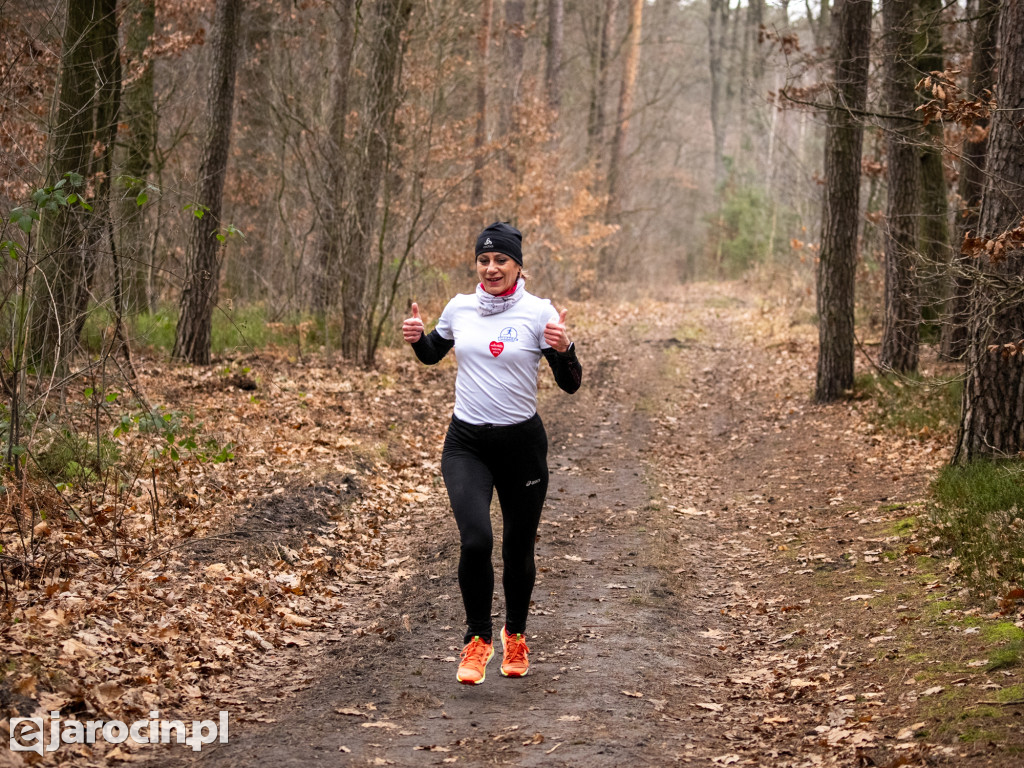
[34,428,121,484]
[703,183,798,277]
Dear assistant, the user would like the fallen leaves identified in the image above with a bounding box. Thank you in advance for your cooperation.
[694,701,724,712]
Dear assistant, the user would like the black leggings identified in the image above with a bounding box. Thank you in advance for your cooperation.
[441,413,549,644]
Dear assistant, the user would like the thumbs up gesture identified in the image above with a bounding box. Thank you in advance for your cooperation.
[402,302,425,343]
[544,307,571,353]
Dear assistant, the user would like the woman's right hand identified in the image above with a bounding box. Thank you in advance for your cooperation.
[402,302,425,343]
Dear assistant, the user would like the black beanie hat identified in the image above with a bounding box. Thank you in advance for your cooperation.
[475,221,523,266]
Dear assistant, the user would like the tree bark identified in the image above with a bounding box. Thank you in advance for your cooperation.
[941,0,999,359]
[75,0,121,343]
[879,0,921,374]
[814,0,871,402]
[119,0,156,315]
[603,0,643,275]
[30,0,120,372]
[806,0,832,47]
[953,0,1024,463]
[545,0,563,110]
[707,0,729,186]
[471,0,493,207]
[173,0,242,365]
[587,0,617,161]
[501,0,525,173]
[312,0,356,320]
[914,0,951,332]
[340,0,413,362]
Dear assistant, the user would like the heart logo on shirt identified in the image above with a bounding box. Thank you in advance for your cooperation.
[489,341,504,357]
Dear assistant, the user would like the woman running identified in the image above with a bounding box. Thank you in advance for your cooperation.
[402,221,582,685]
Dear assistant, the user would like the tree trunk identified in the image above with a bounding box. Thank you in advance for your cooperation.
[340,0,413,362]
[941,0,999,359]
[505,0,525,93]
[119,0,156,316]
[75,0,121,343]
[814,0,871,402]
[587,0,617,161]
[312,0,356,320]
[806,0,832,47]
[172,0,242,365]
[545,0,563,110]
[30,0,120,372]
[707,0,729,186]
[915,0,951,333]
[471,0,493,208]
[879,0,921,374]
[603,0,643,275]
[953,0,1024,463]
[501,0,525,173]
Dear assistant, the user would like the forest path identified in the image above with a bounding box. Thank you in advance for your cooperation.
[152,283,1017,768]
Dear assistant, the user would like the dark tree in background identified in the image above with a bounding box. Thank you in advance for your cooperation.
[545,0,563,110]
[339,0,414,363]
[914,0,951,328]
[953,0,1024,463]
[815,0,871,402]
[470,0,492,208]
[879,0,921,374]
[30,0,120,372]
[604,0,644,275]
[941,0,1000,360]
[173,0,242,365]
[586,0,617,163]
[707,0,729,187]
[312,0,357,322]
[118,0,157,315]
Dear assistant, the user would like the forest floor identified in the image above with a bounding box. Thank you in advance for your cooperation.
[3,281,1023,767]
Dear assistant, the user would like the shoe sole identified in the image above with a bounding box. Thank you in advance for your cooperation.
[456,645,494,685]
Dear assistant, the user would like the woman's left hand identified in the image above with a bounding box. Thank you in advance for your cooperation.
[544,308,571,353]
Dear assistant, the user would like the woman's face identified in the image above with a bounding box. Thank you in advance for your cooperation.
[476,252,520,295]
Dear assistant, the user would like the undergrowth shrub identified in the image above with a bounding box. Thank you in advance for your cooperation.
[34,428,121,483]
[855,372,961,438]
[929,461,1024,592]
[82,305,320,357]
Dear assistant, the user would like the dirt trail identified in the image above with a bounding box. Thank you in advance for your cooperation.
[147,283,1020,768]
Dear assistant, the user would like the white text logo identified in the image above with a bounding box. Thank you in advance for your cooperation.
[9,710,229,754]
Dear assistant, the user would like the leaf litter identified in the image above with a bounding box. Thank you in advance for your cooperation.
[3,282,1022,766]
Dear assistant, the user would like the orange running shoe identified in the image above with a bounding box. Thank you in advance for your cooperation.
[456,636,494,685]
[500,626,530,677]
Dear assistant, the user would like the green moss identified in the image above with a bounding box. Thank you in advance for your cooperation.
[995,684,1024,703]
[982,622,1024,645]
[958,727,1002,743]
[891,516,917,536]
[962,705,1000,719]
